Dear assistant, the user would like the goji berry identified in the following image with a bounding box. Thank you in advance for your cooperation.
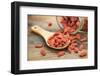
[78,49,87,57]
[40,48,47,56]
[57,51,65,57]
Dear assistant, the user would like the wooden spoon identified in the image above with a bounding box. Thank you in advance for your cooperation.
[31,25,70,50]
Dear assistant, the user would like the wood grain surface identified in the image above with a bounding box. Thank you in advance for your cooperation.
[28,15,87,61]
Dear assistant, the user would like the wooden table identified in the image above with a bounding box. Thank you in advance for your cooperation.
[28,16,87,61]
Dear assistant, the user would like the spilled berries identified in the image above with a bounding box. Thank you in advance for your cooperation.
[33,16,87,58]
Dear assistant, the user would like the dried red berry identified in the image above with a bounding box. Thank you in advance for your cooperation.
[48,22,52,27]
[57,51,65,57]
[40,48,47,56]
[78,49,87,57]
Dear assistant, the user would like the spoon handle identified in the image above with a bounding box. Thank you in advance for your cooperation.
[31,25,52,39]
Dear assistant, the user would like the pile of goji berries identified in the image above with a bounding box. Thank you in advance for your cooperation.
[48,31,70,48]
[61,16,80,34]
[60,16,87,57]
[47,16,87,57]
[34,16,87,57]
